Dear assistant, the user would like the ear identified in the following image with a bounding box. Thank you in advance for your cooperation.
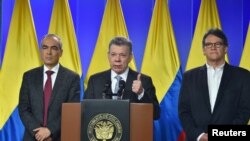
[224,47,228,54]
[39,48,43,58]
[128,53,133,62]
[202,47,206,55]
[60,49,63,57]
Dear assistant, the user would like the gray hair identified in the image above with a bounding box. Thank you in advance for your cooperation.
[108,36,132,53]
[40,34,62,49]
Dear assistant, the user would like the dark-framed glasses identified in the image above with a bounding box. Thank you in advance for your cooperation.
[204,42,224,49]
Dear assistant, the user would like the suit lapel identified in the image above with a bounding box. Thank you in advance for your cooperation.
[213,63,231,111]
[49,65,65,106]
[200,65,212,113]
[125,69,134,90]
[123,69,136,100]
[35,66,44,108]
[105,70,113,98]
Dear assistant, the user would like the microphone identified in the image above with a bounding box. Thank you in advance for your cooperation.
[102,81,111,99]
[117,80,125,99]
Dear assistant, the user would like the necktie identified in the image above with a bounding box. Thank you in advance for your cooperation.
[113,75,122,100]
[43,70,54,126]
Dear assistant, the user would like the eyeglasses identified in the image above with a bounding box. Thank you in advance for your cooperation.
[204,42,224,49]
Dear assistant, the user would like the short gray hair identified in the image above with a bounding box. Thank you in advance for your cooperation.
[108,36,132,53]
[40,34,62,49]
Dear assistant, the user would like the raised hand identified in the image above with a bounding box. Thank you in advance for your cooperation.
[132,73,143,94]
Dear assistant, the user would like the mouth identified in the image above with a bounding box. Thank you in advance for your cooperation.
[45,57,53,61]
[113,65,122,69]
[209,52,218,54]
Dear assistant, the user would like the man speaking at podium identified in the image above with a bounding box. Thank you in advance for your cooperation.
[84,36,160,120]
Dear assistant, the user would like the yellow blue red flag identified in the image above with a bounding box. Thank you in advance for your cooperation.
[0,0,41,140]
[185,0,229,71]
[240,23,250,70]
[84,0,136,88]
[141,0,185,140]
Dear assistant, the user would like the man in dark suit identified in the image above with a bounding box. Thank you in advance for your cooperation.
[178,28,250,141]
[18,34,80,141]
[84,36,160,120]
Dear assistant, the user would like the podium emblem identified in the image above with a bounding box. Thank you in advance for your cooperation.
[87,113,122,141]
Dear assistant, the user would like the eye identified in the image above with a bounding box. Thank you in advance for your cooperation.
[205,43,213,47]
[51,46,59,50]
[120,53,127,57]
[204,42,224,48]
[110,53,117,57]
[42,45,48,49]
[214,42,223,47]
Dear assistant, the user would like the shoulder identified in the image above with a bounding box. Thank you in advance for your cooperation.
[23,66,43,76]
[89,69,110,80]
[226,64,250,77]
[59,65,79,77]
[183,65,205,76]
[226,64,249,72]
[129,68,152,81]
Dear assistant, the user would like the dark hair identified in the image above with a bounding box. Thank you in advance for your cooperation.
[40,34,62,49]
[108,36,132,53]
[202,28,228,48]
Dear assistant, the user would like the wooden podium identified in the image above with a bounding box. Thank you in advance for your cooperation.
[61,103,153,141]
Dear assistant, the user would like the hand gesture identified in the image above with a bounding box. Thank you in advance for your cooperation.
[132,74,143,94]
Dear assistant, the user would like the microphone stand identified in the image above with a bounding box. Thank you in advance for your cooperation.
[102,81,111,99]
[117,80,125,100]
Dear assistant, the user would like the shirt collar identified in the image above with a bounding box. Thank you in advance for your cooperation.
[206,62,225,70]
[111,67,129,81]
[43,63,60,74]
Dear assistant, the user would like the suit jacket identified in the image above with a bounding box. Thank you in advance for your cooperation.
[18,65,80,141]
[178,63,250,141]
[84,68,160,119]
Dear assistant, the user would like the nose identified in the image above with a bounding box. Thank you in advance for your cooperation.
[46,48,52,54]
[114,54,121,61]
[210,45,218,50]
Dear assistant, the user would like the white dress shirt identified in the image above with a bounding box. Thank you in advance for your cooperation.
[197,63,225,141]
[43,64,60,89]
[206,63,224,113]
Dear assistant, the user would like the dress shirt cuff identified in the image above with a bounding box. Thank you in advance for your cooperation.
[137,89,144,100]
[197,132,205,141]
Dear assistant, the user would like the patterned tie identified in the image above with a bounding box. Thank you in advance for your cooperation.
[113,75,122,100]
[43,70,54,126]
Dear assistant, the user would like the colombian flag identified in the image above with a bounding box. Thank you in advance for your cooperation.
[185,0,229,71]
[141,0,185,140]
[0,0,41,140]
[48,0,83,98]
[240,23,250,71]
[84,0,136,87]
[49,0,82,76]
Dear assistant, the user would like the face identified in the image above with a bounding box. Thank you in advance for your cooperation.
[108,44,132,74]
[40,36,62,69]
[203,34,227,64]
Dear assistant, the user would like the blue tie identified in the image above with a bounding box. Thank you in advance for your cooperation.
[113,75,122,99]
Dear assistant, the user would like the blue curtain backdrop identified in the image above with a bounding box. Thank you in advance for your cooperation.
[1,0,250,74]
[0,0,2,66]
[0,0,250,140]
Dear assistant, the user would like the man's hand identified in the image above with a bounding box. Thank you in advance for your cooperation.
[33,127,51,141]
[199,133,208,141]
[132,74,143,94]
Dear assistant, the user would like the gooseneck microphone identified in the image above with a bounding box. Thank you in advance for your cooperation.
[102,81,111,99]
[117,80,126,99]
